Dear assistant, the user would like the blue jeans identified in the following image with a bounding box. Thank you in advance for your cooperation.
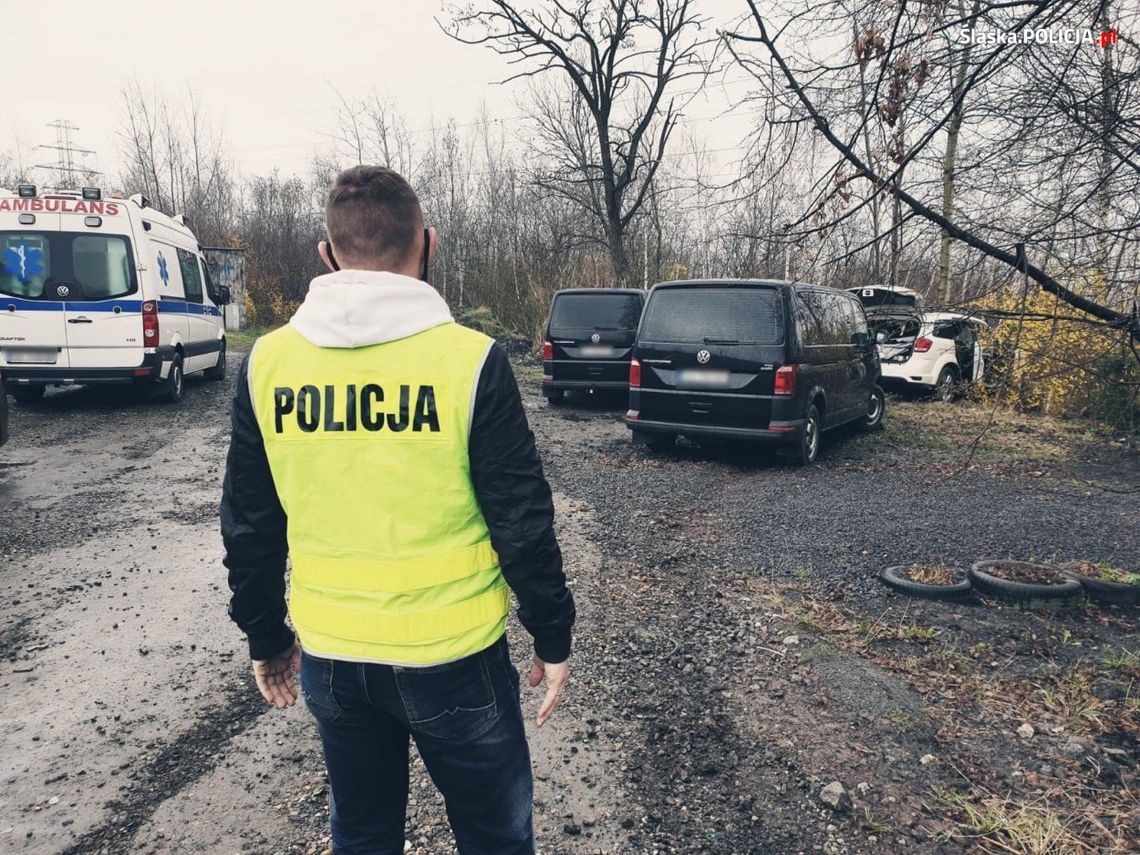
[299,637,534,855]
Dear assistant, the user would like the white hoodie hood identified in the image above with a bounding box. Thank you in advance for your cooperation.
[289,270,453,348]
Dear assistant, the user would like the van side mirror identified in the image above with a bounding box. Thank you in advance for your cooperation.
[214,285,232,306]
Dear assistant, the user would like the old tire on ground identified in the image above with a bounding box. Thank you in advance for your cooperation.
[11,385,46,405]
[204,340,226,381]
[968,560,1082,604]
[860,384,886,432]
[880,565,972,602]
[1062,572,1140,608]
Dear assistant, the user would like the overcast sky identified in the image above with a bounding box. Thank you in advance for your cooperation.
[5,0,757,184]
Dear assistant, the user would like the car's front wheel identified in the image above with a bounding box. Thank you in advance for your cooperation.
[860,384,886,432]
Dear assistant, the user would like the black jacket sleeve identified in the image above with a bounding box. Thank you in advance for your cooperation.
[220,354,294,660]
[469,344,576,664]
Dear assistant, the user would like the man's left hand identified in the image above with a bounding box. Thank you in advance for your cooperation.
[252,643,301,709]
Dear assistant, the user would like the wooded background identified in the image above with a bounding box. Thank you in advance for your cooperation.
[3,0,1136,428]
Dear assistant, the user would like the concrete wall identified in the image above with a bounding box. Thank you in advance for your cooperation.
[202,248,246,331]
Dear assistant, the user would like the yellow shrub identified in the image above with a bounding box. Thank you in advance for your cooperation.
[974,284,1137,430]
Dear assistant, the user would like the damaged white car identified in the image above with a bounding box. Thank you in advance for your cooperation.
[867,311,987,401]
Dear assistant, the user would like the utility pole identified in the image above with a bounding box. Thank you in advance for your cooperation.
[33,120,99,188]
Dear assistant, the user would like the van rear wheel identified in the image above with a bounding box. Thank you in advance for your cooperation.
[157,353,185,404]
[860,385,886,432]
[11,386,46,405]
[204,340,226,381]
[789,404,821,466]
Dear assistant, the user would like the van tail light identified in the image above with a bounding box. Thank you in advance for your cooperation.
[913,336,933,353]
[774,363,797,396]
[542,341,553,360]
[142,301,159,346]
[629,358,641,388]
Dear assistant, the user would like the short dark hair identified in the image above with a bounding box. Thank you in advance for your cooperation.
[325,165,423,267]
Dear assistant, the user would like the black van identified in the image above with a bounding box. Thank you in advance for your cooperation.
[626,279,884,464]
[542,288,646,403]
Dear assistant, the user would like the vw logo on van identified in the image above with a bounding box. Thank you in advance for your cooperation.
[56,285,70,298]
[696,349,711,364]
[590,333,601,343]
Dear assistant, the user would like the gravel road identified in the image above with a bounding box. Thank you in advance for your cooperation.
[1,350,1136,854]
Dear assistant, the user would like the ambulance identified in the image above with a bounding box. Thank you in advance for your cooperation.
[0,184,230,404]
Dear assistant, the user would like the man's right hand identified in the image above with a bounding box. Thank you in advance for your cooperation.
[529,655,569,727]
[252,643,301,709]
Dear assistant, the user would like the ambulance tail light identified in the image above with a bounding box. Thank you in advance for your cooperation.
[142,301,159,346]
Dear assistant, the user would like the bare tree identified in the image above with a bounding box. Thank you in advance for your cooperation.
[723,0,1139,340]
[117,81,235,244]
[446,0,712,285]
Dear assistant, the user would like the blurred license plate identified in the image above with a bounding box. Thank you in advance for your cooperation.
[678,369,729,387]
[579,345,613,358]
[3,348,57,364]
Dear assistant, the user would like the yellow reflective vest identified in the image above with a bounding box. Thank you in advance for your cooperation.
[248,321,507,665]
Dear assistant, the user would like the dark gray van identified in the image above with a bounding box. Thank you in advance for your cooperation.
[542,288,646,404]
[626,279,884,464]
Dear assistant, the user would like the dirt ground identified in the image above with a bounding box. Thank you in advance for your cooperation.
[0,350,1136,854]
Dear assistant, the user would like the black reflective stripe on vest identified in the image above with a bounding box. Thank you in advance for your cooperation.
[272,383,441,434]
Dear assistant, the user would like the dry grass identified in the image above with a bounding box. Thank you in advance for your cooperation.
[753,583,1139,852]
[855,398,1115,464]
[226,325,277,352]
[934,787,1089,854]
[512,360,544,389]
[1064,561,1140,586]
[905,563,964,586]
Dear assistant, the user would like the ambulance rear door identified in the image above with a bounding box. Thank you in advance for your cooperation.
[57,207,145,369]
[0,216,71,369]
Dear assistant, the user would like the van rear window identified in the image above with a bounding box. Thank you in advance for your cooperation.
[550,292,642,331]
[641,287,784,345]
[0,231,135,300]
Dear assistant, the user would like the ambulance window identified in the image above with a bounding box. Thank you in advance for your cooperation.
[155,244,185,299]
[201,259,216,301]
[0,233,51,298]
[177,248,203,303]
[72,236,134,300]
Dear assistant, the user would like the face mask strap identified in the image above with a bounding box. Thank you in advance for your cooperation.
[325,238,340,272]
[421,227,431,284]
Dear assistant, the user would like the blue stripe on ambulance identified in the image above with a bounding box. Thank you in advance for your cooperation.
[2,297,219,316]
